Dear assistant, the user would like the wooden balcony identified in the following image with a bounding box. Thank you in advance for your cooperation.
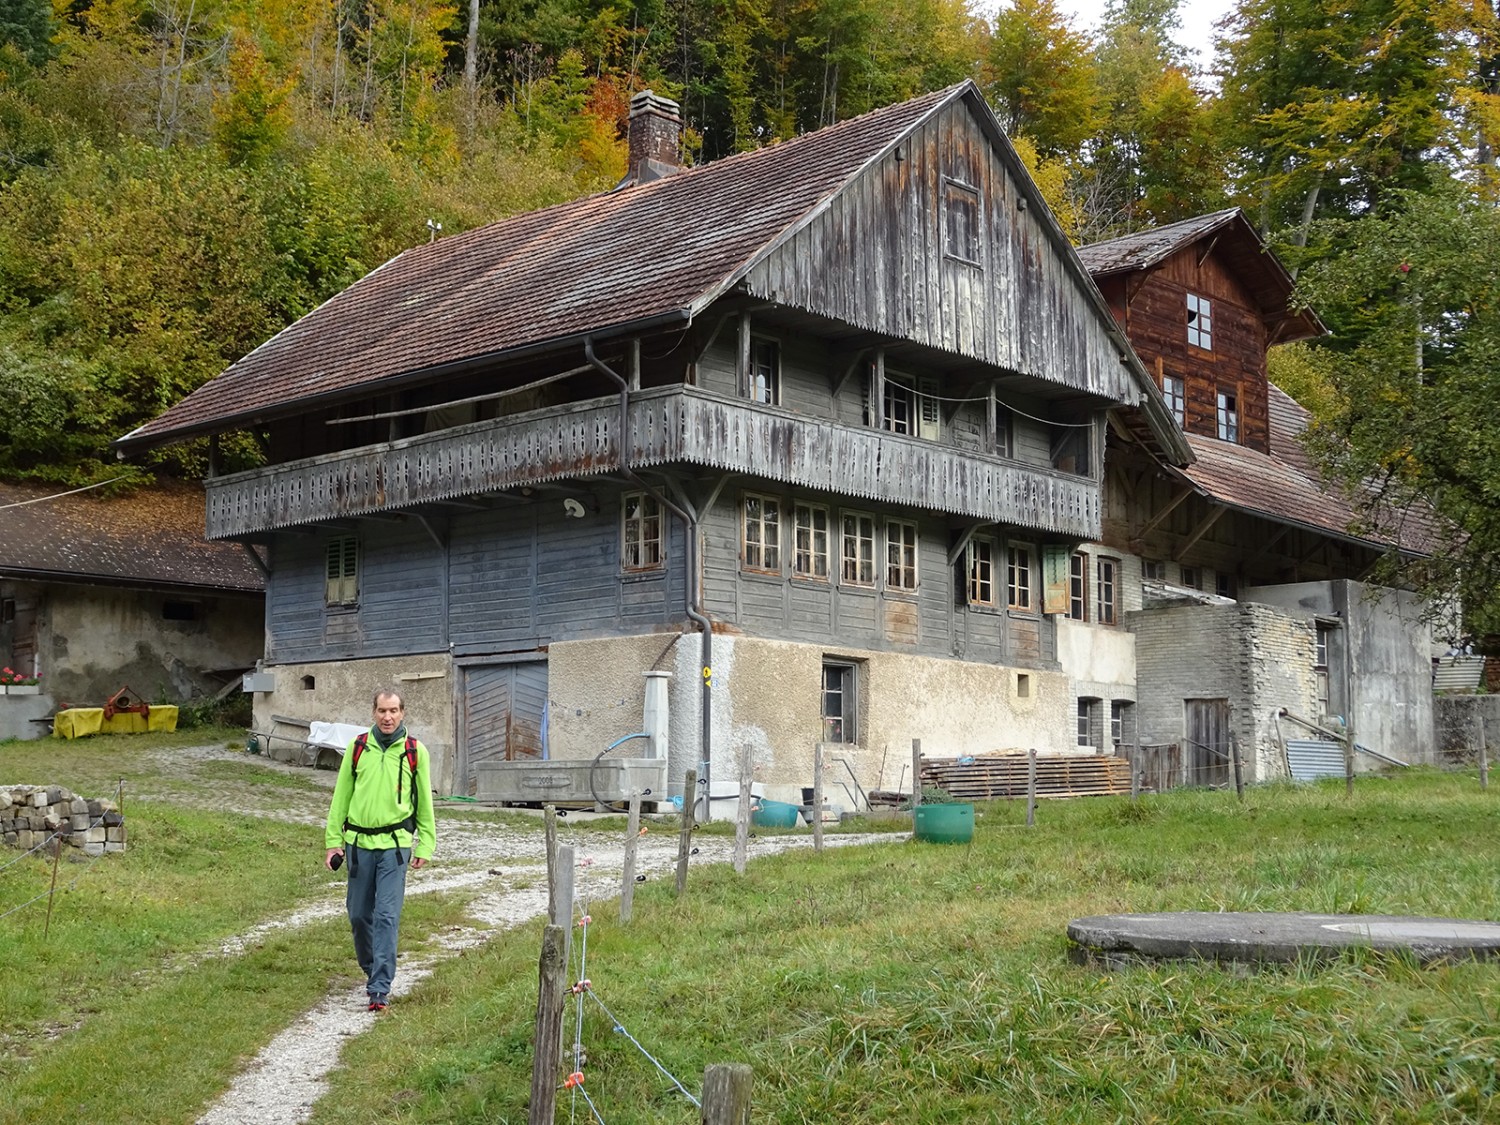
[205,386,1101,539]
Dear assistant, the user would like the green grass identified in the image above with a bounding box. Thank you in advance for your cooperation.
[5,740,1500,1123]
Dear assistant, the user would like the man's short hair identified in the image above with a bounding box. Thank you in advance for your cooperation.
[372,688,405,710]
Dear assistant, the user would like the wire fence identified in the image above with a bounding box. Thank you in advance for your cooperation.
[0,779,125,923]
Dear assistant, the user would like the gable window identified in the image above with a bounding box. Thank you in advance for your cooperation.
[750,338,780,405]
[1068,552,1088,620]
[886,519,918,591]
[1217,389,1239,442]
[840,512,876,586]
[743,494,781,573]
[1162,374,1185,426]
[1007,544,1033,611]
[793,503,830,580]
[325,536,359,607]
[822,661,857,743]
[1187,293,1213,350]
[1096,556,1118,625]
[622,492,663,571]
[967,540,995,606]
[943,179,981,263]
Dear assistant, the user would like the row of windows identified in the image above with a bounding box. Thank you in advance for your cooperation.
[1078,698,1133,748]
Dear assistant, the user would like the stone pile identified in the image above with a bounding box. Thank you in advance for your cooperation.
[1,784,125,856]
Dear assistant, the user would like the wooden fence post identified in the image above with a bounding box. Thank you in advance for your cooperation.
[621,790,642,923]
[1480,717,1490,791]
[812,741,825,854]
[1230,732,1245,801]
[1343,721,1356,798]
[911,739,922,807]
[701,1062,753,1125]
[528,924,566,1125]
[1025,748,1037,827]
[554,843,575,968]
[544,805,559,920]
[676,768,697,897]
[734,749,752,875]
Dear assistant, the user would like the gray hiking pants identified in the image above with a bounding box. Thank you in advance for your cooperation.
[346,844,408,999]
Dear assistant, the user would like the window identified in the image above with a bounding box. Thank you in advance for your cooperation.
[840,513,876,586]
[1007,545,1032,610]
[883,374,939,439]
[943,179,981,263]
[742,494,781,573]
[1216,572,1236,599]
[622,492,663,571]
[1315,625,1332,718]
[301,675,316,690]
[162,600,198,622]
[1068,552,1088,620]
[793,503,830,580]
[1110,701,1130,747]
[886,520,918,591]
[884,379,916,436]
[750,339,779,405]
[994,405,1013,458]
[1187,293,1213,350]
[1,598,15,624]
[1142,560,1166,581]
[1217,389,1239,442]
[1076,699,1097,747]
[968,540,995,606]
[1179,565,1201,590]
[1162,374,1185,426]
[1016,673,1031,699]
[1096,557,1118,625]
[822,661,856,743]
[325,536,359,606]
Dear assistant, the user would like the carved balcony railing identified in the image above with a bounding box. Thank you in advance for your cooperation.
[205,386,1100,539]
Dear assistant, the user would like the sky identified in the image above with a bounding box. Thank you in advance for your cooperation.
[1048,0,1239,72]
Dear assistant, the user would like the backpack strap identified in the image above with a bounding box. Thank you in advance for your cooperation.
[344,731,419,845]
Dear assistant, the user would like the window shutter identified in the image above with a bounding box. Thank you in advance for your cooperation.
[918,376,940,440]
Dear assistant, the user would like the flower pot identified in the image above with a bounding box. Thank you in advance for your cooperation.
[913,802,974,844]
[7,684,38,695]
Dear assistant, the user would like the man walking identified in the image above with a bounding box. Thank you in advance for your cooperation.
[325,689,436,1011]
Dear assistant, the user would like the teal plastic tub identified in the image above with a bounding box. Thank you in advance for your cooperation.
[751,799,801,828]
[913,802,974,844]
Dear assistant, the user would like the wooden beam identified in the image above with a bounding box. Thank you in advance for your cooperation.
[737,313,752,399]
[1244,525,1290,568]
[1135,484,1193,540]
[1173,505,1226,561]
[872,350,886,430]
[831,350,867,397]
[947,521,994,568]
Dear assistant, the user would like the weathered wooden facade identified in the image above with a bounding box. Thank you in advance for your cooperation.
[119,83,1187,804]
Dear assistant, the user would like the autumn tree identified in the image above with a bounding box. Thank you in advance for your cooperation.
[984,0,1098,158]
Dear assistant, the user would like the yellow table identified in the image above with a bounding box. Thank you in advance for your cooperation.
[54,706,179,739]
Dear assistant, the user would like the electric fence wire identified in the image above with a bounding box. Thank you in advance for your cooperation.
[569,886,594,1124]
[0,780,126,922]
[583,985,703,1109]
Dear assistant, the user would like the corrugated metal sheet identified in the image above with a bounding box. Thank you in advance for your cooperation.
[1434,655,1485,692]
[1286,738,1346,781]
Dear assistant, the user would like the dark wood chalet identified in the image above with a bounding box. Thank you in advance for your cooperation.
[118,82,1185,805]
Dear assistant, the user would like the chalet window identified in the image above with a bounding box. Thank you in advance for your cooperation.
[840,512,876,586]
[742,494,782,573]
[1096,556,1118,625]
[1067,552,1088,620]
[967,540,995,606]
[1007,544,1033,611]
[1051,423,1092,476]
[750,338,780,405]
[943,178,981,263]
[325,536,359,607]
[1077,698,1098,747]
[884,374,940,440]
[1111,700,1130,747]
[1162,374,1185,426]
[622,492,663,571]
[1142,559,1166,581]
[1187,293,1213,350]
[1217,389,1239,442]
[793,503,830,580]
[1216,572,1236,599]
[995,405,1013,458]
[1179,565,1201,590]
[886,519,918,591]
[822,660,857,743]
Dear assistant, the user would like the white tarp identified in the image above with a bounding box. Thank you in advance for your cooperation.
[308,721,369,753]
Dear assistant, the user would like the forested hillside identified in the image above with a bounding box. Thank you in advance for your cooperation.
[1,0,1499,625]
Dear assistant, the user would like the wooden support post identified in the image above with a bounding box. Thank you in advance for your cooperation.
[555,843,575,969]
[701,1062,754,1125]
[676,768,697,897]
[813,742,825,854]
[1343,715,1357,798]
[911,739,922,808]
[529,924,566,1125]
[43,834,61,938]
[1130,735,1141,802]
[1480,718,1490,792]
[544,805,559,921]
[621,791,642,923]
[734,749,752,875]
[1026,748,1037,827]
[1230,732,1245,802]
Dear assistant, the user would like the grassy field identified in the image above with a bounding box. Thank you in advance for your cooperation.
[3,733,1500,1123]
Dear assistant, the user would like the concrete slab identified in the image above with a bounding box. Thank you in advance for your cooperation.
[1068,912,1500,968]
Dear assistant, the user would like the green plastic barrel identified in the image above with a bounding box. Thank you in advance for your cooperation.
[913,802,974,844]
[751,799,801,828]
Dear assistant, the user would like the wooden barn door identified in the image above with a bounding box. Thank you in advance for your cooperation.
[1184,698,1231,788]
[460,661,548,793]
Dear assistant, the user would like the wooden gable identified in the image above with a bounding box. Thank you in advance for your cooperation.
[740,94,1138,407]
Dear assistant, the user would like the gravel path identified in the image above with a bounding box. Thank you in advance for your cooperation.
[157,743,904,1125]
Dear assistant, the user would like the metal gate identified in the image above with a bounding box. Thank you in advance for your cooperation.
[461,661,547,793]
[1184,698,1231,788]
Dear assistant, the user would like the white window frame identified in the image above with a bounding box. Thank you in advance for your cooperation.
[622,492,664,572]
[1067,551,1088,621]
[793,503,830,580]
[750,337,780,406]
[1007,544,1033,611]
[1110,700,1127,746]
[886,519,918,592]
[822,660,857,743]
[742,493,782,574]
[1096,556,1118,626]
[1187,292,1213,350]
[967,539,996,606]
[1076,698,1096,747]
[1217,388,1239,442]
[325,536,359,607]
[1162,373,1185,426]
[840,512,876,587]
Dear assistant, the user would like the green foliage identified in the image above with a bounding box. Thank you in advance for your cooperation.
[985,0,1099,158]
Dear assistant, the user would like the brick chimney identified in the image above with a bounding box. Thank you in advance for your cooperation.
[626,90,683,184]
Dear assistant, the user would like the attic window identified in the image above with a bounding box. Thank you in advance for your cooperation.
[943,179,981,264]
[325,536,359,606]
[1187,293,1213,350]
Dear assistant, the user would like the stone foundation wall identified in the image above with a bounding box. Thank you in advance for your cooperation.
[1,785,126,855]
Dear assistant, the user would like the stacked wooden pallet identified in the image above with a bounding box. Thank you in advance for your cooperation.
[920,753,1132,801]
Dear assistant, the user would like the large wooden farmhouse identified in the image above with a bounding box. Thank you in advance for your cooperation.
[118,82,1190,803]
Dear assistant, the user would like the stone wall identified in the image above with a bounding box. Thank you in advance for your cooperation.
[1433,695,1500,768]
[1,785,126,855]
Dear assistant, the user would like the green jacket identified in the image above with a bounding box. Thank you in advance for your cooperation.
[324,728,437,859]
